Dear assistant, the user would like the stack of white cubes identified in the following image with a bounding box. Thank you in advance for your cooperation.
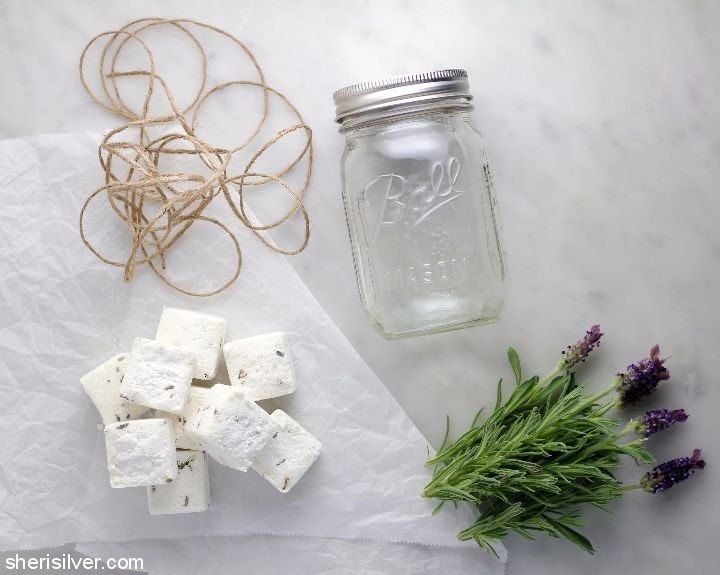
[80,308,322,515]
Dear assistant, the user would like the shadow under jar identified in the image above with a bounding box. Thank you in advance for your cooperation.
[333,69,507,339]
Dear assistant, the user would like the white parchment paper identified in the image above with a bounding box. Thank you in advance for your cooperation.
[0,133,505,567]
[77,535,506,575]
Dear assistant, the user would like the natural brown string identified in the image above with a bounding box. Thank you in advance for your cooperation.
[78,18,312,296]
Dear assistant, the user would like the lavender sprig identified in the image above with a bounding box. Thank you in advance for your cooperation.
[639,449,706,494]
[560,324,603,369]
[615,345,670,406]
[632,409,688,438]
[427,327,705,556]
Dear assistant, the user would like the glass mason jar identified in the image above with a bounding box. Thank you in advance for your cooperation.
[333,69,506,339]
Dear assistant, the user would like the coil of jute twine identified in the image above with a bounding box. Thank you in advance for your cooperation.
[78,18,312,296]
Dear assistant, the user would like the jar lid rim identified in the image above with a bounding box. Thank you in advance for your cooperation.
[333,69,467,101]
[333,69,471,123]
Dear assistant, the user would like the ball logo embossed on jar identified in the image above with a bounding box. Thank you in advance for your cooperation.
[361,157,465,240]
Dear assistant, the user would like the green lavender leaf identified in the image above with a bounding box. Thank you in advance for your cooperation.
[546,516,595,554]
[471,408,485,428]
[439,415,451,450]
[508,347,522,385]
[616,438,655,465]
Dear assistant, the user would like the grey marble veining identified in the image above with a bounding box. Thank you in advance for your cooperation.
[1,0,718,572]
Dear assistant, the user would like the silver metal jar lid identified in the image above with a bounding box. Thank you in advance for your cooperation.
[333,69,472,125]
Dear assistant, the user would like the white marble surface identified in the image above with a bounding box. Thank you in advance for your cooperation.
[2,0,719,573]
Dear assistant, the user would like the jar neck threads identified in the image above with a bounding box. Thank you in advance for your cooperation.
[338,97,473,132]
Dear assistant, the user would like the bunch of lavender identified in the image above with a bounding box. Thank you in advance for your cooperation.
[423,326,705,556]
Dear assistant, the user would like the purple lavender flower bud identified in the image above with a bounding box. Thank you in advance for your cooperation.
[560,325,603,369]
[640,449,706,494]
[632,409,688,437]
[615,345,670,406]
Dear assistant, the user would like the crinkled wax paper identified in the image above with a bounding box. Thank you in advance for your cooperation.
[77,535,506,574]
[0,133,505,567]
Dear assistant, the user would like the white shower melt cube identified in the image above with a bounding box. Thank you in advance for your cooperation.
[186,384,275,471]
[223,332,297,401]
[251,409,322,493]
[156,308,227,380]
[104,418,177,488]
[147,450,210,514]
[120,337,194,414]
[162,386,210,450]
[80,353,147,424]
